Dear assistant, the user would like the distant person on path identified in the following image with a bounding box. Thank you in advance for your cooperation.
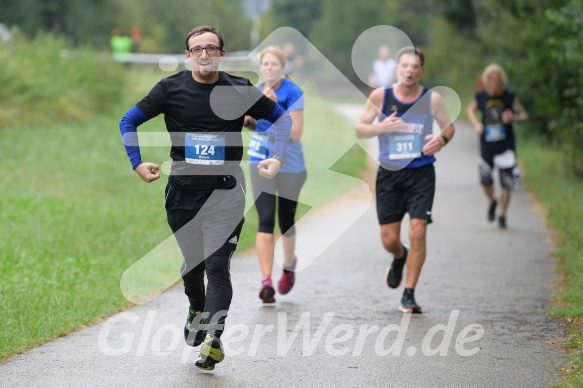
[355,47,455,314]
[467,63,528,229]
[130,26,141,52]
[368,45,397,88]
[118,25,291,370]
[243,46,305,305]
[282,42,305,76]
[110,27,133,58]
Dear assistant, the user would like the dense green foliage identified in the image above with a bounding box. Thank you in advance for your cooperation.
[259,0,583,176]
[543,1,583,175]
[309,0,387,83]
[260,0,321,39]
[0,0,252,52]
[461,0,583,175]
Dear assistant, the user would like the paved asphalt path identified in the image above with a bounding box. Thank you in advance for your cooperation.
[0,105,567,387]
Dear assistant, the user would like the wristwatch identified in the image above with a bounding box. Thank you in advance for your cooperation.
[440,134,449,146]
[273,154,285,167]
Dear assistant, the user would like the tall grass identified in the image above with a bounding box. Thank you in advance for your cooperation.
[517,132,583,386]
[0,28,128,128]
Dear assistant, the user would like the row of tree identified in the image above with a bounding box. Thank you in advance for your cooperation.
[263,0,583,175]
[0,0,253,52]
[1,0,581,174]
[447,0,583,175]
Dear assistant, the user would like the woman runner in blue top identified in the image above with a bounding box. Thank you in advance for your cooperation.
[244,46,306,304]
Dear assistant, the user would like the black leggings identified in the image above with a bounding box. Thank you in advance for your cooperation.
[165,178,245,337]
[249,167,307,235]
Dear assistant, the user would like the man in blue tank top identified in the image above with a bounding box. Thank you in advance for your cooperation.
[355,47,455,314]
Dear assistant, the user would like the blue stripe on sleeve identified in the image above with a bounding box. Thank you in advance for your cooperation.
[263,103,284,123]
[119,106,150,170]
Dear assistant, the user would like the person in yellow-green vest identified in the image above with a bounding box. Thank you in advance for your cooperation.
[110,27,134,61]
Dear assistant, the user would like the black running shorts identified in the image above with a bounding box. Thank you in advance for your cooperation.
[376,163,435,225]
[165,175,246,264]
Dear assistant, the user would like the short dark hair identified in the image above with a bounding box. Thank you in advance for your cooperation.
[396,46,425,67]
[185,26,224,50]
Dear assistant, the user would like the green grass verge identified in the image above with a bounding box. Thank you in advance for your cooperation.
[0,68,367,360]
[0,29,128,129]
[517,132,583,386]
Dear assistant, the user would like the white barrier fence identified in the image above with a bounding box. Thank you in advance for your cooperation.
[59,50,255,73]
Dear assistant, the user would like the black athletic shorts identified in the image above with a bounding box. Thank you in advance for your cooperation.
[165,175,246,266]
[376,163,435,225]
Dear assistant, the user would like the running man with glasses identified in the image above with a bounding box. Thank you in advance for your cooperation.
[118,25,291,370]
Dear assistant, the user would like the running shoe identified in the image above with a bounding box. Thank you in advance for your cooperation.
[498,215,507,229]
[195,334,225,371]
[278,257,297,295]
[259,277,276,304]
[488,200,497,222]
[399,291,423,314]
[386,244,409,289]
[184,308,205,347]
[278,271,295,295]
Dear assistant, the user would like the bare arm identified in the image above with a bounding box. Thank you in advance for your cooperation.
[502,95,528,124]
[512,96,528,122]
[433,92,455,141]
[368,72,377,88]
[466,98,484,135]
[289,109,303,142]
[355,88,404,138]
[422,92,455,156]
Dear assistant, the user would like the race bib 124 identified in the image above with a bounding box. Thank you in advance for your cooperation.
[185,133,226,165]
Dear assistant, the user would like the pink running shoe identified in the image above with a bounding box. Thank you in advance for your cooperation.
[259,276,276,304]
[278,257,297,295]
[278,271,295,295]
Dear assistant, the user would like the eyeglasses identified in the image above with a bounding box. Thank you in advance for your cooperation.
[187,45,222,56]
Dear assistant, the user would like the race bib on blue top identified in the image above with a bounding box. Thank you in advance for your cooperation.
[484,124,506,142]
[184,133,225,165]
[388,133,422,160]
[247,133,270,160]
